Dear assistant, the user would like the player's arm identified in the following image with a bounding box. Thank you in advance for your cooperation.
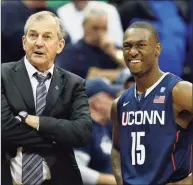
[111,98,123,185]
[172,81,193,123]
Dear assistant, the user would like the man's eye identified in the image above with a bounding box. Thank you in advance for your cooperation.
[124,45,132,49]
[139,44,146,47]
[44,36,51,39]
[30,34,37,38]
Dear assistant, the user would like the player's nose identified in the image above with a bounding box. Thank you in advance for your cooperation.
[129,47,139,57]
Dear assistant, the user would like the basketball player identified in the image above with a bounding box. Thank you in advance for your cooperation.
[111,21,193,185]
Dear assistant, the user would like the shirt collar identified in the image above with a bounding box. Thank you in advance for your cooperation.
[134,72,169,98]
[24,56,54,78]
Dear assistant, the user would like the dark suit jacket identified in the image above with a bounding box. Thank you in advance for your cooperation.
[1,58,92,185]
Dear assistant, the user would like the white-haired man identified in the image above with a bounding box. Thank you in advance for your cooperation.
[2,11,92,185]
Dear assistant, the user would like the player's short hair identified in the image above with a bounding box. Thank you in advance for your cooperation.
[24,11,65,40]
[127,21,160,43]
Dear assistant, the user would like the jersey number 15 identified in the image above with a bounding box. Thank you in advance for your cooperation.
[131,132,145,165]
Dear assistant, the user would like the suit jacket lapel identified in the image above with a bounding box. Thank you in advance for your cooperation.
[43,67,67,115]
[10,58,36,114]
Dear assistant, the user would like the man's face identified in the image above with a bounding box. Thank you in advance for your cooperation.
[22,16,64,70]
[123,28,161,77]
[83,16,108,46]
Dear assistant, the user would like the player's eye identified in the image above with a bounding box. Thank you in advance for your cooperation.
[138,43,146,48]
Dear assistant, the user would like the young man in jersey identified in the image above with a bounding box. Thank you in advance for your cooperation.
[111,21,193,185]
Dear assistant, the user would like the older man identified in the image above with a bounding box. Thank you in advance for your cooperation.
[57,0,123,47]
[2,11,92,185]
[56,6,125,81]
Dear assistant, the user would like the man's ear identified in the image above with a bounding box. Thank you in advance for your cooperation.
[57,39,65,54]
[22,36,26,51]
[155,42,161,57]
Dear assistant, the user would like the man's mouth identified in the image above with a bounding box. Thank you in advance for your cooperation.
[34,51,44,55]
[130,59,142,63]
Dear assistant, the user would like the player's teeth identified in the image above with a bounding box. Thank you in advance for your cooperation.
[131,60,141,63]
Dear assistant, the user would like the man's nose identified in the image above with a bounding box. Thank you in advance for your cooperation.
[35,36,44,46]
[129,47,139,57]
[97,30,105,37]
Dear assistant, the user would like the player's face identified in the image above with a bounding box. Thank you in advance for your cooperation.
[123,28,160,77]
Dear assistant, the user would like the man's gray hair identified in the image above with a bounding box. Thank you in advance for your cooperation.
[24,11,65,40]
[83,3,108,23]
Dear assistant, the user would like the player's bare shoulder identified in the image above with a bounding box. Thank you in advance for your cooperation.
[172,80,193,128]
[172,80,193,113]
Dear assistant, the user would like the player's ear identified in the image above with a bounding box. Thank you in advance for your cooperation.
[155,43,161,57]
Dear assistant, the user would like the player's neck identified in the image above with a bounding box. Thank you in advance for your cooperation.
[135,68,164,93]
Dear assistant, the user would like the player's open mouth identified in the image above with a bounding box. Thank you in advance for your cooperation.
[130,60,142,63]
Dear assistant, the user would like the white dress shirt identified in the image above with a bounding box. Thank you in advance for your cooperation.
[10,56,54,185]
[57,1,124,47]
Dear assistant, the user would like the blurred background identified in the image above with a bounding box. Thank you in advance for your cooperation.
[1,0,192,184]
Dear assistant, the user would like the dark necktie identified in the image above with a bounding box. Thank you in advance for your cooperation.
[22,72,51,185]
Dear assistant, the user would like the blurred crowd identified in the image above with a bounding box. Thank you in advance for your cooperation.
[1,0,192,185]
